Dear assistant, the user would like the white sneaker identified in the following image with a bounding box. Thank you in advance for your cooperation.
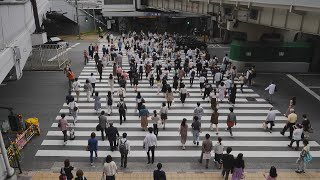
[63,141,67,145]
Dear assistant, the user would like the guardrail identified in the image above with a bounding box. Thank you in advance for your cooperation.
[24,44,70,71]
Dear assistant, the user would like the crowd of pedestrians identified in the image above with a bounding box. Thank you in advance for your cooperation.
[58,31,314,179]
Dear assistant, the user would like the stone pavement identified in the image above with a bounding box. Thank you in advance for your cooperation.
[25,171,320,180]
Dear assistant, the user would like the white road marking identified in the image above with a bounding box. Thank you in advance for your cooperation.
[41,140,320,147]
[36,150,320,158]
[286,74,320,101]
[48,43,80,62]
[55,115,287,121]
[47,131,289,137]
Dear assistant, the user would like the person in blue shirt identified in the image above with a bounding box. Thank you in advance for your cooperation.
[88,132,98,166]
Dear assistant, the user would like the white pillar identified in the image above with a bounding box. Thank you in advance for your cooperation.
[0,132,15,177]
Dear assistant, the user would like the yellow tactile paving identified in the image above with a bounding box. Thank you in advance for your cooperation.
[29,171,320,180]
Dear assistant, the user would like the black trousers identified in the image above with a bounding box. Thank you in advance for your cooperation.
[222,168,231,180]
[91,83,95,96]
[149,78,154,87]
[147,146,155,163]
[202,90,209,99]
[109,139,117,152]
[121,152,128,167]
[98,71,102,81]
[190,77,194,86]
[240,83,244,92]
[281,123,295,138]
[62,130,67,142]
[101,128,107,141]
[153,124,158,136]
[119,110,126,124]
[106,176,115,180]
[289,139,300,148]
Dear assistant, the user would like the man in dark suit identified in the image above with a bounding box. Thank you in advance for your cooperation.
[88,43,94,58]
[106,122,119,152]
[153,163,166,180]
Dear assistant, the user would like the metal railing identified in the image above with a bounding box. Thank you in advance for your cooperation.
[24,44,70,71]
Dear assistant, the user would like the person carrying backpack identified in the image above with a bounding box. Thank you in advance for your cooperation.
[119,133,130,168]
[117,98,127,125]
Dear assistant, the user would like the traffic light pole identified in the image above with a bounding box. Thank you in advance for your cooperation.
[0,107,15,177]
[0,132,15,177]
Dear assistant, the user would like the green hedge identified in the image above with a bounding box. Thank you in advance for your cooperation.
[230,40,313,62]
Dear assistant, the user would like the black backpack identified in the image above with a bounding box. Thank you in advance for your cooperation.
[191,71,195,77]
[119,140,127,154]
[119,102,125,111]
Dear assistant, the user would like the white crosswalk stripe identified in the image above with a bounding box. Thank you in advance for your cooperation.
[36,40,320,160]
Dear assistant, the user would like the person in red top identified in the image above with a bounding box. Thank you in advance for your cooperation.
[94,43,99,53]
[122,71,129,80]
[58,113,70,145]
[116,66,123,83]
[67,68,75,90]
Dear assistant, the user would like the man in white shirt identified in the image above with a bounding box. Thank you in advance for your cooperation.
[72,78,81,102]
[88,73,96,96]
[265,81,276,103]
[214,70,223,88]
[143,127,157,164]
[224,76,232,96]
[119,133,130,168]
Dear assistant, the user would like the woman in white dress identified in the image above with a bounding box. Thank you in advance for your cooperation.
[218,82,226,102]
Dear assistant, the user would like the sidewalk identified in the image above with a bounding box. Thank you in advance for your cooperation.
[26,171,320,180]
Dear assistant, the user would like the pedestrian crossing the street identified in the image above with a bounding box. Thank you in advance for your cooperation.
[35,39,320,164]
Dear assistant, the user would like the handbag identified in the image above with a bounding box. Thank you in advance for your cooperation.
[304,152,313,163]
[262,121,267,130]
[86,145,89,151]
[96,124,102,131]
[202,152,211,159]
[227,121,234,127]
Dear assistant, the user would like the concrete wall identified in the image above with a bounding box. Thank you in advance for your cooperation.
[227,21,274,41]
[48,0,95,33]
[0,0,50,83]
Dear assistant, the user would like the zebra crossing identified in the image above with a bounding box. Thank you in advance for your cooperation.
[35,40,320,163]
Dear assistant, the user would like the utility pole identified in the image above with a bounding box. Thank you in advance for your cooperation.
[93,9,97,32]
[75,0,81,40]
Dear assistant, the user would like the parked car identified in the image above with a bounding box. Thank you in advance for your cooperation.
[45,37,69,47]
[175,36,207,50]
